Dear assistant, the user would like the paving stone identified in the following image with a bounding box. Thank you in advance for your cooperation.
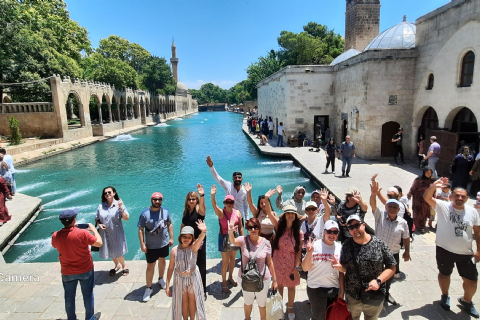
[38,301,66,319]
[20,296,56,313]
[105,283,133,299]
[95,298,123,320]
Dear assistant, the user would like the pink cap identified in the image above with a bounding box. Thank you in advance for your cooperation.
[224,195,235,202]
[151,192,163,199]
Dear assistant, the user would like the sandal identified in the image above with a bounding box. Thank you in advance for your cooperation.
[222,286,231,293]
[122,269,129,276]
[109,269,116,276]
[228,278,238,287]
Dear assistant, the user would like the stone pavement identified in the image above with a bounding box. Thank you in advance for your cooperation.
[0,120,478,319]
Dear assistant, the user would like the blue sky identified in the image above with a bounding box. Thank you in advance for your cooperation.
[67,0,450,89]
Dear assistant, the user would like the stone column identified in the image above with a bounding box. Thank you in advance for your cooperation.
[108,103,113,123]
[97,103,103,123]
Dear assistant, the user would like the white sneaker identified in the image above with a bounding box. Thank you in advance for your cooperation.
[393,273,401,279]
[142,287,153,302]
[158,278,166,289]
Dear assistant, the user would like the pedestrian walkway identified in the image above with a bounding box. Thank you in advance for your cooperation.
[0,121,477,319]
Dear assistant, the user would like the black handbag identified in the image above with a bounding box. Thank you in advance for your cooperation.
[350,245,384,306]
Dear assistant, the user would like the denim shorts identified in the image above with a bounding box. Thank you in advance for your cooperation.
[218,233,226,252]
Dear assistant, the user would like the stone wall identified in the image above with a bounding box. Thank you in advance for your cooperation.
[333,49,417,158]
[0,112,60,138]
[258,65,335,139]
[413,0,480,149]
[92,119,144,136]
[62,127,93,142]
[345,0,381,51]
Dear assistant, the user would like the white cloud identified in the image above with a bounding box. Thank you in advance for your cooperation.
[182,79,238,90]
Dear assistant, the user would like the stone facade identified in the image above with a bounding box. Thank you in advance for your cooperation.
[345,0,381,51]
[258,0,480,160]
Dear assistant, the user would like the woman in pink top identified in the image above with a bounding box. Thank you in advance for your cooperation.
[211,185,244,293]
[228,217,277,320]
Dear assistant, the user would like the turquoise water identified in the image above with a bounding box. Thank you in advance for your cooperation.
[5,112,319,263]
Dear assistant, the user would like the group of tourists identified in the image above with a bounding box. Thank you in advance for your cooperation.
[50,154,480,320]
[0,148,15,226]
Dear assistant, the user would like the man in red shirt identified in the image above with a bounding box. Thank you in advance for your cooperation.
[52,208,103,320]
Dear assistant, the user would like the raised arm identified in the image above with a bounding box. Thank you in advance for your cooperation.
[197,184,206,216]
[264,189,279,227]
[371,174,387,205]
[301,238,316,272]
[424,178,449,208]
[206,155,229,190]
[192,220,207,253]
[319,188,331,223]
[228,214,242,246]
[117,199,129,221]
[210,185,224,219]
[275,185,285,210]
[351,190,368,212]
[370,180,381,212]
[244,182,258,217]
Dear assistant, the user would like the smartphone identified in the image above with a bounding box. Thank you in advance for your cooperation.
[77,224,89,229]
[289,273,295,281]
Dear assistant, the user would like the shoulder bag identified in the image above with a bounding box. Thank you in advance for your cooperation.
[221,210,239,252]
[266,289,284,320]
[350,244,384,306]
[241,236,268,292]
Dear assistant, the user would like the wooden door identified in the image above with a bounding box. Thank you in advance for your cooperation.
[381,121,400,157]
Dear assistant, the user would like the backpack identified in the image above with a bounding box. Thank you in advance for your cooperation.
[241,237,268,292]
[325,299,352,320]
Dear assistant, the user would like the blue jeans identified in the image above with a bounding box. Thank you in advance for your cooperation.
[277,135,284,146]
[429,158,438,179]
[341,156,353,174]
[268,130,273,139]
[62,269,95,320]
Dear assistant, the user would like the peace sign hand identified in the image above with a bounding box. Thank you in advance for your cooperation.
[306,238,316,253]
[327,255,343,271]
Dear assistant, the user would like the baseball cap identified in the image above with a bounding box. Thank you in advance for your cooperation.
[346,214,363,224]
[224,195,235,202]
[305,201,318,209]
[180,226,195,236]
[311,190,321,196]
[151,192,163,199]
[324,220,339,230]
[386,199,401,207]
[59,208,79,220]
[387,187,399,194]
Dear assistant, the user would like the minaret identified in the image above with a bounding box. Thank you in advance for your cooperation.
[345,0,381,51]
[170,40,179,81]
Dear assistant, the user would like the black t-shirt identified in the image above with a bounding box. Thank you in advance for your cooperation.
[340,236,397,300]
[392,133,402,146]
[325,144,338,157]
[182,209,205,239]
[337,201,366,238]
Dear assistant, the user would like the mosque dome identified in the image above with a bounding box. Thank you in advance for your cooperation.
[330,48,361,65]
[364,16,416,51]
[177,81,188,92]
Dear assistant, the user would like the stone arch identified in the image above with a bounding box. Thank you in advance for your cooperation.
[456,47,476,87]
[443,106,469,129]
[67,90,85,128]
[127,96,134,119]
[381,121,400,157]
[451,107,477,133]
[145,98,150,116]
[65,91,84,129]
[417,107,439,141]
[89,94,102,124]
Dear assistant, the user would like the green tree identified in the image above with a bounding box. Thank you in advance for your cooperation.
[0,0,90,102]
[277,22,344,65]
[139,56,176,95]
[8,116,22,145]
[190,83,228,104]
[244,50,285,100]
[81,53,139,89]
[97,36,151,73]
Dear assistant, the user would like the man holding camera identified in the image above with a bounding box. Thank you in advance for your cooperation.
[51,208,103,320]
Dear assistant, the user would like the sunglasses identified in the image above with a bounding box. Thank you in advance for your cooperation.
[305,207,317,212]
[347,223,362,231]
[246,225,259,231]
[152,198,163,202]
[188,198,197,202]
[325,230,339,235]
[224,201,234,205]
[104,191,112,195]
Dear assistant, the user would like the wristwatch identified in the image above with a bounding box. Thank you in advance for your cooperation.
[200,194,204,197]
[375,278,382,286]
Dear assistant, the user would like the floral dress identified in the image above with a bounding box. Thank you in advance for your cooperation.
[272,229,303,287]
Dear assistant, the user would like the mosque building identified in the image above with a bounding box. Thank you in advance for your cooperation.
[257,0,480,177]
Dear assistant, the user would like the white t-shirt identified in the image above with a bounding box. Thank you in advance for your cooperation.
[268,121,274,130]
[312,217,326,239]
[278,126,284,136]
[435,200,480,255]
[306,240,342,289]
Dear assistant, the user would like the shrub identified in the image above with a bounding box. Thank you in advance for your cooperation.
[8,116,22,145]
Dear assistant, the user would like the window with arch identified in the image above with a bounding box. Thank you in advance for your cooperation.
[426,73,434,90]
[460,51,475,87]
